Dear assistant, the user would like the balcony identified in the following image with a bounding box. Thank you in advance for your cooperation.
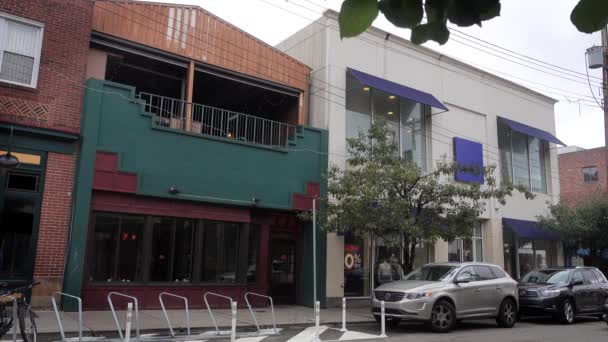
[137,92,296,149]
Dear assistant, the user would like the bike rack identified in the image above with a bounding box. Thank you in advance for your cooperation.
[108,292,140,342]
[51,292,83,342]
[203,292,234,336]
[158,292,190,338]
[244,292,278,334]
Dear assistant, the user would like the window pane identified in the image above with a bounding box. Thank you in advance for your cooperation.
[474,238,483,262]
[117,216,145,282]
[474,266,495,280]
[518,239,534,276]
[0,193,36,275]
[201,222,220,281]
[583,270,598,284]
[491,266,507,278]
[173,219,194,282]
[219,223,240,283]
[497,122,513,183]
[90,214,119,282]
[448,240,461,262]
[583,166,599,182]
[528,138,547,193]
[593,270,607,283]
[345,73,371,141]
[150,217,173,282]
[533,240,548,269]
[5,20,39,57]
[6,173,38,191]
[572,271,584,284]
[247,225,260,283]
[401,100,425,168]
[372,88,400,150]
[511,131,530,188]
[462,239,474,262]
[0,51,34,85]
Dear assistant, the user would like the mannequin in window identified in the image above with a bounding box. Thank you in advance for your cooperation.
[377,257,393,284]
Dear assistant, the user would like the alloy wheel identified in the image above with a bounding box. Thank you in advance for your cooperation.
[431,303,453,329]
[564,301,574,323]
[503,301,516,325]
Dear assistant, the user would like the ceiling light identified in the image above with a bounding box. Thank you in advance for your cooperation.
[363,87,370,91]
[389,95,396,100]
[387,111,394,115]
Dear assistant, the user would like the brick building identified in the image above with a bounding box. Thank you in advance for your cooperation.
[558,147,607,205]
[0,0,93,306]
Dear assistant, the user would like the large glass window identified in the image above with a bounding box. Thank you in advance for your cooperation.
[345,71,426,168]
[344,235,371,297]
[89,213,248,284]
[247,225,260,283]
[448,223,483,262]
[497,121,548,193]
[583,166,599,182]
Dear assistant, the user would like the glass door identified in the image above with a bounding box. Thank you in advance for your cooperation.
[270,239,297,304]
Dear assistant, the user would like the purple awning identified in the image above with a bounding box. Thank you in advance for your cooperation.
[498,116,565,146]
[503,218,561,241]
[349,68,448,111]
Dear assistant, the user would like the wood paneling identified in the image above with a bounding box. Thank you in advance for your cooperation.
[92,0,310,91]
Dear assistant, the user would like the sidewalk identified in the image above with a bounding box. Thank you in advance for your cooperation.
[35,305,376,335]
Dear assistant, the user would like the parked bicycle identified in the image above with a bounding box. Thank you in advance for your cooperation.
[0,282,38,342]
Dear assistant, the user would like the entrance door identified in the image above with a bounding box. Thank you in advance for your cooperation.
[270,239,297,304]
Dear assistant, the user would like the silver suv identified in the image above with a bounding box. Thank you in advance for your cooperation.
[372,262,518,332]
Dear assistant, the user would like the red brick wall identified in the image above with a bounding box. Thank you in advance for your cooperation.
[559,147,607,205]
[0,0,93,133]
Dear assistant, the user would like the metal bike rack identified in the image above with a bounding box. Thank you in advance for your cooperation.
[203,292,234,336]
[51,292,83,342]
[158,292,190,338]
[108,292,140,342]
[244,292,277,334]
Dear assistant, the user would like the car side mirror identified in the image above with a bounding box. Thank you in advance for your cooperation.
[455,274,472,284]
[572,279,584,286]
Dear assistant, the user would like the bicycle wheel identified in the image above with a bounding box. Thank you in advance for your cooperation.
[18,304,36,342]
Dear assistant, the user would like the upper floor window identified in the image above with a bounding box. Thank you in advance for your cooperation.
[0,13,44,88]
[497,121,548,193]
[448,222,483,262]
[345,71,426,169]
[583,166,598,183]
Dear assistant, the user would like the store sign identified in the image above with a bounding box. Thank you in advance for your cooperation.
[344,244,362,270]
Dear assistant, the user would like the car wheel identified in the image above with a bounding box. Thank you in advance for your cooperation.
[374,315,401,328]
[429,300,456,333]
[496,298,517,328]
[559,299,575,324]
[599,297,608,320]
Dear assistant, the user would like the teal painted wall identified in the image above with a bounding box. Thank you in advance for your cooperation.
[62,79,328,308]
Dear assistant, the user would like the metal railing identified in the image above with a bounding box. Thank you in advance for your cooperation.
[138,92,296,148]
[244,292,277,334]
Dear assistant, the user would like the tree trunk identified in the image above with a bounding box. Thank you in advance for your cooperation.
[401,236,417,275]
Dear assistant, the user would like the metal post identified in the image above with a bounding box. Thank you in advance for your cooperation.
[380,300,387,338]
[313,301,321,342]
[125,302,133,342]
[340,297,347,332]
[313,197,317,306]
[12,299,17,342]
[231,301,237,342]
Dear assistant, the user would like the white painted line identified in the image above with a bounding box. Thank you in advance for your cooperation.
[237,336,269,342]
[287,326,329,342]
[339,331,384,341]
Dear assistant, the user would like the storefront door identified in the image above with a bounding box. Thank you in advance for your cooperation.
[270,239,297,304]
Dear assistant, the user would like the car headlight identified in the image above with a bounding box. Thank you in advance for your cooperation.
[540,290,561,297]
[405,291,433,300]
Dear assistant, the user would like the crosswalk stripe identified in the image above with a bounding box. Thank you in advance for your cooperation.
[338,331,383,341]
[287,326,329,342]
[237,336,269,342]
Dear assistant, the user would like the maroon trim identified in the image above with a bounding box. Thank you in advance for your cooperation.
[292,182,320,211]
[92,191,251,222]
[93,151,137,193]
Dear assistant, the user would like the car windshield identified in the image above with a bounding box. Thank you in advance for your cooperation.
[404,265,458,282]
[521,270,570,284]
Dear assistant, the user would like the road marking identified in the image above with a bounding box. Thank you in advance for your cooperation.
[339,331,383,341]
[287,326,329,342]
[237,336,269,342]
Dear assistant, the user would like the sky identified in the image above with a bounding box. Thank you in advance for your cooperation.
[156,0,605,149]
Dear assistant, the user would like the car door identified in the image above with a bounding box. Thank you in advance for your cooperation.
[473,265,501,315]
[452,266,485,317]
[571,270,590,311]
[582,269,602,311]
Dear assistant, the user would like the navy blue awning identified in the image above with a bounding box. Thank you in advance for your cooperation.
[349,68,448,111]
[498,116,565,146]
[503,218,561,240]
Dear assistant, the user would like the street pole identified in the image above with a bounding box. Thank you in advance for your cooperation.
[312,197,317,306]
[602,27,608,189]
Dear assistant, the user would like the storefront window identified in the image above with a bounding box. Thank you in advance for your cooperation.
[201,222,240,283]
[345,71,426,168]
[448,223,483,262]
[374,236,403,287]
[344,235,371,297]
[247,225,260,283]
[149,217,195,282]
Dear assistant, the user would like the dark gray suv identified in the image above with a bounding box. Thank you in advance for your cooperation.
[372,262,518,332]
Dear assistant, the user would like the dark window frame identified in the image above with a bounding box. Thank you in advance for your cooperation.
[582,166,599,183]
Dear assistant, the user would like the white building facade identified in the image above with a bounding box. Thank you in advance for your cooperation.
[278,10,564,305]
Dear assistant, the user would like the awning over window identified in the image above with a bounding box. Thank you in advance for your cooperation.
[349,68,448,111]
[498,116,565,146]
[503,218,561,240]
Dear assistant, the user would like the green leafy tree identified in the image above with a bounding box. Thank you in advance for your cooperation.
[338,0,608,45]
[321,119,531,274]
[538,192,608,249]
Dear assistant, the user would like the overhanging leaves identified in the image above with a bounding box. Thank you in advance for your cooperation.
[339,0,379,38]
[411,21,450,45]
[379,0,423,29]
[571,0,608,33]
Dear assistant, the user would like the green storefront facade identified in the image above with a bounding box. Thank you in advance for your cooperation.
[62,79,328,309]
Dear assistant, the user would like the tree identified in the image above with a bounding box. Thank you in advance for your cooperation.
[339,0,608,45]
[538,192,608,249]
[321,119,531,274]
